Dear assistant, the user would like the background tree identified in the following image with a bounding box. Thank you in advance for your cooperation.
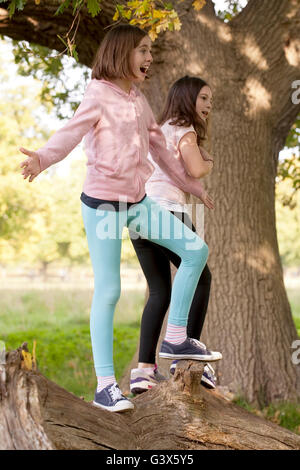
[0,78,48,262]
[0,0,300,404]
[276,175,300,268]
[0,57,90,270]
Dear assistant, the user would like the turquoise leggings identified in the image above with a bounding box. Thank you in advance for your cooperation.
[81,196,208,377]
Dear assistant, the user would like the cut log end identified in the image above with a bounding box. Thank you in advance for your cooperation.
[1,345,300,450]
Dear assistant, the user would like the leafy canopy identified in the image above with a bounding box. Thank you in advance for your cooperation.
[1,0,299,200]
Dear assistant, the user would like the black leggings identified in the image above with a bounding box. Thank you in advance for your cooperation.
[129,211,211,364]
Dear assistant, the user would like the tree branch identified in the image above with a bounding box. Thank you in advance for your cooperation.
[174,0,216,18]
[229,0,300,138]
[232,0,300,80]
[0,0,116,67]
[200,0,216,18]
[2,344,300,450]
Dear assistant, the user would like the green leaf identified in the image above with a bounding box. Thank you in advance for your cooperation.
[55,0,71,16]
[72,0,84,15]
[72,45,79,62]
[57,34,68,49]
[164,2,174,11]
[86,0,101,17]
[7,0,26,17]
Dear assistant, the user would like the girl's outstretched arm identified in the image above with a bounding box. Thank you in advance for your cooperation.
[19,81,102,177]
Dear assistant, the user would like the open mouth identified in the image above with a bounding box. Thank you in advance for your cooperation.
[140,66,149,74]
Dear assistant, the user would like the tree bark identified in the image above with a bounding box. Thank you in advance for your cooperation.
[0,0,115,67]
[1,344,300,450]
[128,0,300,404]
[1,0,300,403]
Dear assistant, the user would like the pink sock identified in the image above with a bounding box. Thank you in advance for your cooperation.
[165,324,187,344]
[97,375,116,393]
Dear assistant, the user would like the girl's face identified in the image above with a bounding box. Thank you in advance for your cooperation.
[196,86,212,121]
[130,36,153,83]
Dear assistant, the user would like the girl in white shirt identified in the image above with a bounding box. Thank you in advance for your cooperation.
[130,76,221,394]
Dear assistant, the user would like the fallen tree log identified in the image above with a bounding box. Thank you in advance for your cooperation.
[1,344,300,450]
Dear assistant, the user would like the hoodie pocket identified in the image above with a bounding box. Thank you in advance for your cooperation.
[94,144,121,177]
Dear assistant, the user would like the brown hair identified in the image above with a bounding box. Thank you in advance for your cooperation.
[158,76,211,146]
[92,24,148,81]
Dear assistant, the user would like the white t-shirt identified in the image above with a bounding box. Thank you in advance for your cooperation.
[146,120,205,238]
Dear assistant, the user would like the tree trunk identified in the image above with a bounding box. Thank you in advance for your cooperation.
[39,260,50,283]
[1,0,300,403]
[131,0,300,404]
[1,344,300,450]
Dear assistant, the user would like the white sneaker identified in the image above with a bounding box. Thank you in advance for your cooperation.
[130,366,166,394]
[160,337,222,361]
[93,383,134,412]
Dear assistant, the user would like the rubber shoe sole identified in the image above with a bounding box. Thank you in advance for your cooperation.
[130,380,155,394]
[92,399,134,412]
[159,351,222,361]
[201,375,216,389]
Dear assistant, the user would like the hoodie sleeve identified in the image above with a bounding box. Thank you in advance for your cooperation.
[36,81,102,172]
[143,96,207,202]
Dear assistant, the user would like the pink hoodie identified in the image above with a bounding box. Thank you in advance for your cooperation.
[36,79,205,203]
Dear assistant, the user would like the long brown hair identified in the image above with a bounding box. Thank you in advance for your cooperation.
[92,24,147,81]
[158,76,210,146]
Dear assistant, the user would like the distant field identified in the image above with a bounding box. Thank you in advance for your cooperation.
[287,288,300,318]
[0,287,145,402]
[0,284,299,403]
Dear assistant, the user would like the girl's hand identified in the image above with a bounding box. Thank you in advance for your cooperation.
[201,191,214,210]
[19,147,41,183]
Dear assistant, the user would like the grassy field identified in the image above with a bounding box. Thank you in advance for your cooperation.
[288,288,300,335]
[0,288,145,402]
[0,285,299,433]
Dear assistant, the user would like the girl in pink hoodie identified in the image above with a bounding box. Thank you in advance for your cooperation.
[20,25,217,413]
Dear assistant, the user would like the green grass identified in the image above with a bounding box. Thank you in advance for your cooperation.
[3,325,139,402]
[0,288,144,402]
[287,288,300,335]
[294,317,300,337]
[233,396,300,435]
[0,285,299,423]
[0,288,144,334]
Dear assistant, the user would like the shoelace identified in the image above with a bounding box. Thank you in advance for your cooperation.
[191,338,214,355]
[204,363,216,378]
[109,383,123,401]
[190,338,208,351]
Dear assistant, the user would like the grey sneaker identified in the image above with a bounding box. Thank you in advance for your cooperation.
[130,366,166,394]
[201,363,217,389]
[93,383,134,412]
[159,337,222,362]
[170,360,178,375]
[170,361,217,389]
